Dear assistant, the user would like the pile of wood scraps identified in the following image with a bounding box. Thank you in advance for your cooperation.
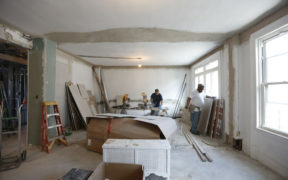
[65,82,98,130]
[183,126,212,162]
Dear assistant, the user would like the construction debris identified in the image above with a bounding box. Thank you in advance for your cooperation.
[183,125,212,162]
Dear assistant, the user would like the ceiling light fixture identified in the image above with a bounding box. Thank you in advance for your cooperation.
[138,64,142,68]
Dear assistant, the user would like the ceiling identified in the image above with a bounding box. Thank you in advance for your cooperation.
[0,0,286,66]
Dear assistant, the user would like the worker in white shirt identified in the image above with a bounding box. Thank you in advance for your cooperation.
[185,84,205,135]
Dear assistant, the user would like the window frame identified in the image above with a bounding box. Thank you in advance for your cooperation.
[256,24,288,137]
[192,52,220,97]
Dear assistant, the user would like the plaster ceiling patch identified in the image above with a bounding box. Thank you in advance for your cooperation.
[45,28,230,43]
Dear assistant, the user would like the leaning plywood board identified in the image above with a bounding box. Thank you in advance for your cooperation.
[209,100,219,137]
[87,90,98,115]
[68,85,94,124]
[78,84,89,100]
[197,98,214,135]
[66,82,84,130]
[213,99,224,139]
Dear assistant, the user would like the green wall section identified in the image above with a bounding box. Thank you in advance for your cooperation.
[28,38,45,145]
[45,39,56,101]
[28,38,57,145]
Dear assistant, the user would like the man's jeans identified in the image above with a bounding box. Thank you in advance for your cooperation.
[151,104,161,116]
[190,110,201,134]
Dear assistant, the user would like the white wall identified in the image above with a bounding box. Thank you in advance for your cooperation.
[238,40,252,155]
[55,50,96,126]
[238,15,288,178]
[55,52,191,124]
[101,67,190,116]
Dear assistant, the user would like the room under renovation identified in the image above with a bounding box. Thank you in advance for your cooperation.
[0,1,288,180]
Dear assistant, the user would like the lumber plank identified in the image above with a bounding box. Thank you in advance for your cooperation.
[92,66,113,113]
[0,53,27,65]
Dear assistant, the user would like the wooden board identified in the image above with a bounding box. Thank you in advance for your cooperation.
[213,99,224,139]
[87,90,98,115]
[92,67,113,113]
[78,84,89,100]
[208,100,219,137]
[66,82,85,130]
[197,98,213,135]
[68,85,94,124]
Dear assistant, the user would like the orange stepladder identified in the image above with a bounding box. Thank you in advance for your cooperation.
[41,101,67,153]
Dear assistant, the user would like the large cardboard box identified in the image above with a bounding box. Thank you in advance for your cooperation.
[86,117,162,153]
[88,162,144,180]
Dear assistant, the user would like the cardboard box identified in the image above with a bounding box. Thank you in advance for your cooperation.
[86,117,162,153]
[103,139,171,179]
[88,162,143,180]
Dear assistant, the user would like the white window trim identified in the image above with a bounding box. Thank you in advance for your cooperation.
[192,51,221,97]
[250,14,288,139]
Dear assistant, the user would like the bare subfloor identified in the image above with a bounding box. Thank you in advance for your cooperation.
[0,129,284,180]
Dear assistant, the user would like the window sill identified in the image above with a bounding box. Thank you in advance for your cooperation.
[256,127,288,140]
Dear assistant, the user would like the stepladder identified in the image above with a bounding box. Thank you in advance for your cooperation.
[41,102,67,153]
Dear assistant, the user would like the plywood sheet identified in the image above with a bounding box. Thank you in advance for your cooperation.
[68,85,93,124]
[197,98,214,135]
[78,84,89,99]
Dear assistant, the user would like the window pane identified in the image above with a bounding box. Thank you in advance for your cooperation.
[211,71,219,97]
[265,32,288,58]
[195,66,204,74]
[205,60,218,70]
[266,84,288,104]
[195,76,199,89]
[264,84,288,134]
[266,53,288,82]
[204,70,218,97]
[205,73,211,95]
[198,75,204,85]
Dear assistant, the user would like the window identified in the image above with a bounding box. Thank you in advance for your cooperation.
[194,58,219,97]
[258,25,288,136]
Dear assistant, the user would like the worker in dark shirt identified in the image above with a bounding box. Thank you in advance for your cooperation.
[150,89,163,116]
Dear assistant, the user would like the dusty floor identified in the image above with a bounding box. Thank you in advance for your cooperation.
[0,126,285,180]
